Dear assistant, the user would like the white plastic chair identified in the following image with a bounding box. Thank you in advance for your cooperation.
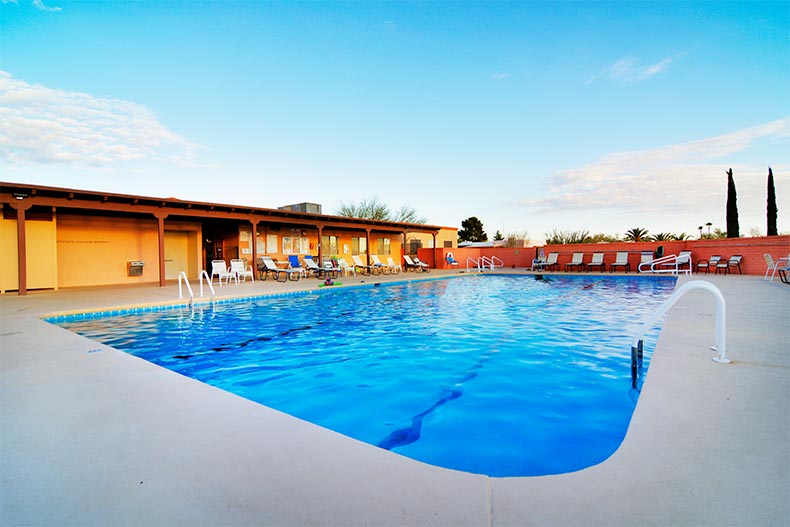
[764,254,789,281]
[229,259,254,283]
[210,260,233,285]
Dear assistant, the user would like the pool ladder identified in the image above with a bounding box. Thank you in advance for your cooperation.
[465,255,504,273]
[178,270,215,306]
[630,280,729,389]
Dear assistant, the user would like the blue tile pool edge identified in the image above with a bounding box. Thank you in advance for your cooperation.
[41,272,677,323]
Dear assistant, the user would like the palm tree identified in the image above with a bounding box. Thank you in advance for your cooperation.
[624,227,650,242]
[651,232,676,241]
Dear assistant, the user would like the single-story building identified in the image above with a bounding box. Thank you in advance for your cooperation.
[0,182,457,295]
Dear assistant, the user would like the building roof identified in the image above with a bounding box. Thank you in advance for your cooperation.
[1,181,455,234]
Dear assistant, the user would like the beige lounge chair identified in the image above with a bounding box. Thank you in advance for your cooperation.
[564,252,585,272]
[609,252,630,273]
[586,253,605,272]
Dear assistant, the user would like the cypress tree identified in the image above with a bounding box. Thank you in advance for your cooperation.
[767,167,778,236]
[726,168,740,238]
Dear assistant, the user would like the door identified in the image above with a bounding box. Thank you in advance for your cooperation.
[164,231,189,280]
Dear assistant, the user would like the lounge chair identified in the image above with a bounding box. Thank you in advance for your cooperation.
[258,255,301,282]
[543,252,559,271]
[302,256,324,278]
[336,258,356,277]
[564,252,585,272]
[229,258,254,283]
[386,257,403,274]
[351,254,375,275]
[609,252,630,273]
[716,255,742,275]
[412,256,431,272]
[778,264,790,284]
[763,253,790,281]
[321,260,341,279]
[586,253,605,272]
[403,254,430,272]
[210,259,234,285]
[370,254,393,274]
[696,255,721,274]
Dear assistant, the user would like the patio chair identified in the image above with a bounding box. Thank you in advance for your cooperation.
[543,252,559,271]
[284,255,306,278]
[696,255,721,274]
[210,259,233,285]
[564,252,585,272]
[386,257,403,274]
[609,252,630,273]
[259,255,301,282]
[370,254,393,274]
[763,254,790,281]
[412,256,431,272]
[229,258,254,283]
[586,253,606,272]
[351,254,375,275]
[778,264,790,284]
[402,254,423,272]
[445,252,459,269]
[336,257,357,277]
[302,256,324,278]
[716,255,742,275]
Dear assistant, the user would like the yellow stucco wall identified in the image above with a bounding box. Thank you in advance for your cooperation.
[56,215,202,287]
[57,215,161,287]
[0,215,57,292]
[407,227,458,252]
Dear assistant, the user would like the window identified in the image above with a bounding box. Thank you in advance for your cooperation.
[444,241,453,248]
[321,235,339,256]
[266,234,278,253]
[351,236,367,255]
[282,236,309,254]
[377,237,391,255]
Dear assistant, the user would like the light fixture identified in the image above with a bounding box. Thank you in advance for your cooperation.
[13,193,27,200]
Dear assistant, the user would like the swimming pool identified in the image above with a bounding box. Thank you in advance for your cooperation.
[50,274,676,477]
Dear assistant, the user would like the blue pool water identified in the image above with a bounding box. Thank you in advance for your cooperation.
[51,275,676,477]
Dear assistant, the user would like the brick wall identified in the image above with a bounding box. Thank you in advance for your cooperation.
[418,235,790,275]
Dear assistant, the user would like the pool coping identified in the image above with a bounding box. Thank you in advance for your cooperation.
[2,271,789,526]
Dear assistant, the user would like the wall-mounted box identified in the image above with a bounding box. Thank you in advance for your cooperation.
[127,261,144,276]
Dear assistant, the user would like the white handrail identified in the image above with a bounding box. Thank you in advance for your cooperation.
[631,280,729,366]
[466,256,480,272]
[638,253,692,275]
[199,270,215,299]
[178,271,194,305]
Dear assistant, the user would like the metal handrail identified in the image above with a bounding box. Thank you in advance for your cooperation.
[630,280,729,388]
[466,256,480,272]
[178,271,194,305]
[199,270,215,299]
[479,255,504,270]
[638,253,692,275]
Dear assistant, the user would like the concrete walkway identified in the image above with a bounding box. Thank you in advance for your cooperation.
[1,271,788,526]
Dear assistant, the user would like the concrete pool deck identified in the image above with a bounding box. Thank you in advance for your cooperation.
[1,271,788,526]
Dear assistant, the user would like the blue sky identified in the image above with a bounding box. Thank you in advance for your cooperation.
[1,0,788,242]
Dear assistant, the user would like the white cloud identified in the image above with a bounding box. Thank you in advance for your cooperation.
[0,71,207,167]
[520,118,790,217]
[587,53,682,85]
[32,0,60,11]
[491,72,510,81]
